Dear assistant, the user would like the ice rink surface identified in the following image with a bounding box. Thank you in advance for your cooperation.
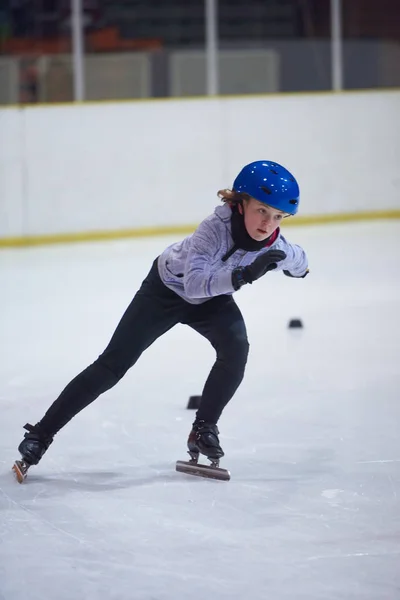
[1,220,400,600]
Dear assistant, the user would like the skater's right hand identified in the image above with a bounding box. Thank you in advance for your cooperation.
[232,249,287,290]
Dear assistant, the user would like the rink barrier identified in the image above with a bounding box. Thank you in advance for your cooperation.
[2,89,399,244]
[1,209,399,248]
[1,85,400,110]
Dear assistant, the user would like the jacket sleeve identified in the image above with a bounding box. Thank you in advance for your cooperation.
[276,240,309,278]
[183,220,235,299]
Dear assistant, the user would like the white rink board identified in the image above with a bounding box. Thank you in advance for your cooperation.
[1,89,400,238]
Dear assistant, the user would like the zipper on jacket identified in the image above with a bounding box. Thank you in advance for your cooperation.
[221,244,239,262]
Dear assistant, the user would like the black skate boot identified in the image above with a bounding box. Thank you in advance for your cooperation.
[176,420,230,481]
[12,423,54,483]
[187,420,224,461]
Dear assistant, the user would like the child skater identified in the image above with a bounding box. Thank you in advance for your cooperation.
[13,160,309,482]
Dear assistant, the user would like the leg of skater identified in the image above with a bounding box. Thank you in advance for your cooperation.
[16,260,189,472]
[183,295,249,461]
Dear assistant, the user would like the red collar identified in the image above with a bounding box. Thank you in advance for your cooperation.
[264,227,280,247]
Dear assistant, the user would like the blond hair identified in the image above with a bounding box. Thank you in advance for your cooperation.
[217,188,251,205]
[218,188,291,217]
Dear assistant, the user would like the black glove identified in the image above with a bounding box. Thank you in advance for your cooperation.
[283,269,309,279]
[232,249,287,290]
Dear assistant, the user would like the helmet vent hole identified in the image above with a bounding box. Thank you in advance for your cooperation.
[269,169,278,175]
[261,186,272,195]
[289,199,298,205]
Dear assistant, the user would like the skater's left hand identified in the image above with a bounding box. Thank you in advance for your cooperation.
[283,269,309,278]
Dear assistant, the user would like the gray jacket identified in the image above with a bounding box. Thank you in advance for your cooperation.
[157,203,308,305]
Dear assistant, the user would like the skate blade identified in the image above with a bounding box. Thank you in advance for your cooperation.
[176,460,230,481]
[12,460,29,484]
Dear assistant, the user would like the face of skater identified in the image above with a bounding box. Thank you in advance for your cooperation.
[239,197,286,241]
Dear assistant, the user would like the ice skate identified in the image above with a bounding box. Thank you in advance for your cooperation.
[12,423,53,483]
[176,420,230,481]
[12,459,31,483]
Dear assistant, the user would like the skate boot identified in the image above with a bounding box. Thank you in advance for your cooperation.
[187,420,225,461]
[176,420,230,481]
[12,423,54,483]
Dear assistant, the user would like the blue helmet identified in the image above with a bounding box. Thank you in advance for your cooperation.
[233,160,300,215]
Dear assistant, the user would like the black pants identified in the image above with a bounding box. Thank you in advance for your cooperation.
[39,259,249,436]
